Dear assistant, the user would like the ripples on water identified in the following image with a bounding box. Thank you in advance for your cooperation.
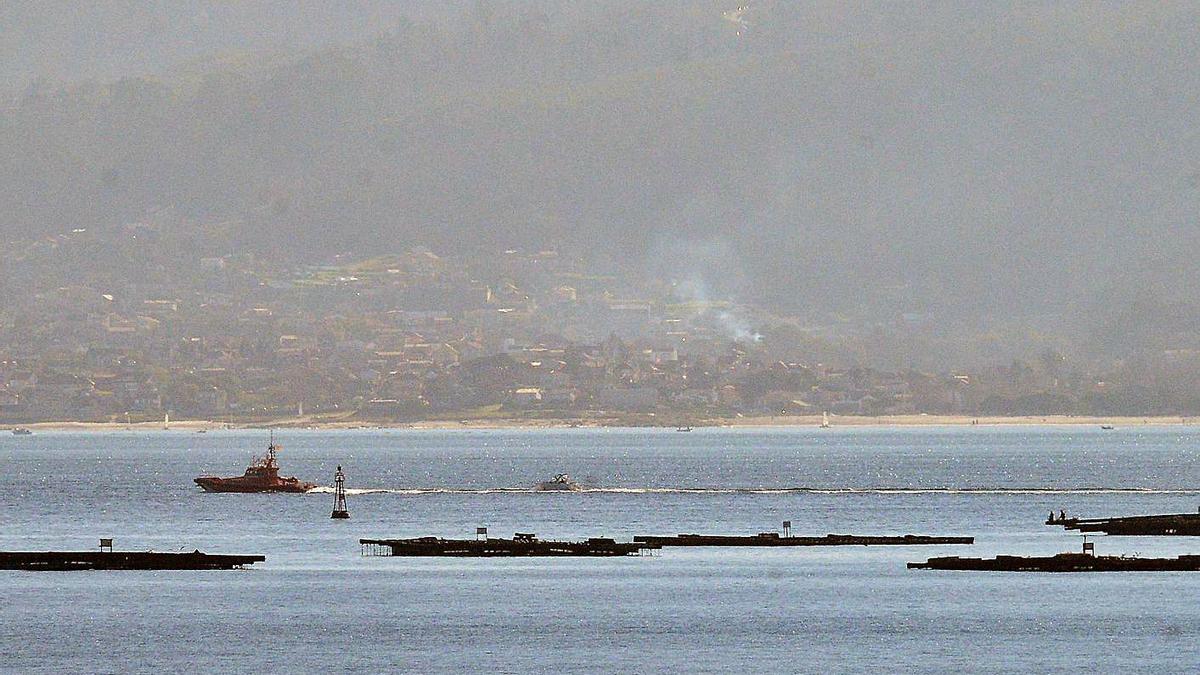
[1,426,1198,673]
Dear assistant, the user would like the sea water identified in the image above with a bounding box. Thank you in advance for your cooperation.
[0,426,1197,673]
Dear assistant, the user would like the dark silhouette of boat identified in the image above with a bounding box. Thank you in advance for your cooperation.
[194,433,315,493]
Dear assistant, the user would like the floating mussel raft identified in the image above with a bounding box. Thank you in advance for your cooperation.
[634,522,973,547]
[361,532,658,557]
[634,532,974,547]
[1047,509,1200,536]
[0,550,264,571]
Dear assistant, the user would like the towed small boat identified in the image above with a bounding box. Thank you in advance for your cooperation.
[534,474,583,492]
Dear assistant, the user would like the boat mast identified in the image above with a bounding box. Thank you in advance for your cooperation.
[266,429,278,467]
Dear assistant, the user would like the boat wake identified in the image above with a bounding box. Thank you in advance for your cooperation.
[309,486,535,496]
[306,486,1200,496]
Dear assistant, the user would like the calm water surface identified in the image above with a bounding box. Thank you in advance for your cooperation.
[1,426,1198,673]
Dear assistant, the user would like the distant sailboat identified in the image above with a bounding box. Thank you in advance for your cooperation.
[819,412,831,429]
[163,412,170,430]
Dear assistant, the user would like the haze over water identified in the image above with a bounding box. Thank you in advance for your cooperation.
[1,426,1198,673]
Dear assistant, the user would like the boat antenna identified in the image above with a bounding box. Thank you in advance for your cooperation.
[266,428,278,466]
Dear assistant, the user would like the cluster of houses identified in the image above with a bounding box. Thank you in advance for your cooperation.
[0,239,1158,422]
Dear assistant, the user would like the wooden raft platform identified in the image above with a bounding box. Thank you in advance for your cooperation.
[1047,511,1200,536]
[361,533,658,557]
[909,552,1200,572]
[0,550,266,571]
[632,532,974,547]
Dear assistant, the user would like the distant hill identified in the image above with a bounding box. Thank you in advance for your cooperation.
[0,1,471,93]
[2,2,1199,359]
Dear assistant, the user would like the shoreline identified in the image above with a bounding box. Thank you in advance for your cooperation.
[5,414,1195,432]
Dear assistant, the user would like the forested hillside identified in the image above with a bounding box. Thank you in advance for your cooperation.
[3,2,1199,359]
